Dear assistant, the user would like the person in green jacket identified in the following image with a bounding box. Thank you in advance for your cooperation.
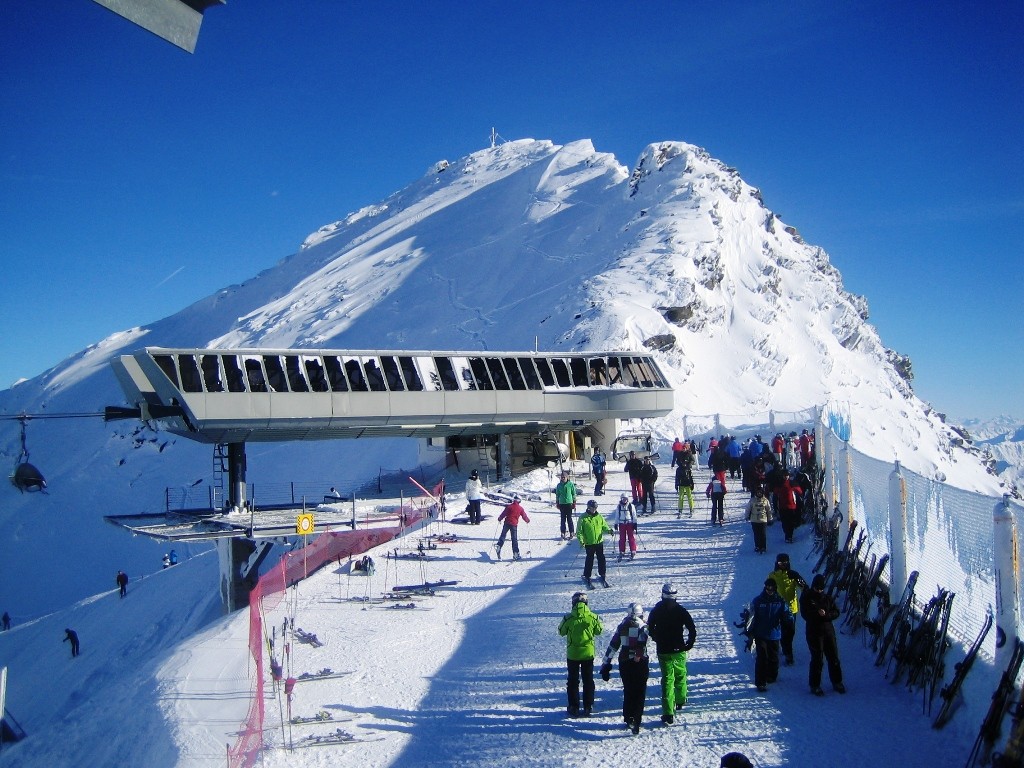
[558,591,604,717]
[577,499,614,588]
[555,470,579,540]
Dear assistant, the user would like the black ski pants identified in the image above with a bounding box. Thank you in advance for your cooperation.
[566,658,595,713]
[806,628,843,689]
[467,499,482,525]
[619,656,650,726]
[583,543,606,580]
[558,504,575,537]
[754,637,780,687]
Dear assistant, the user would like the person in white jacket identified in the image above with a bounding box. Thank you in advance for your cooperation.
[612,493,638,561]
[465,470,484,525]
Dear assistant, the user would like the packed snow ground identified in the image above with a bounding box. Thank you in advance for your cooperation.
[0,462,986,767]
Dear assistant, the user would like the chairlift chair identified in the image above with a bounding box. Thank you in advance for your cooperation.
[611,431,659,462]
[9,417,47,493]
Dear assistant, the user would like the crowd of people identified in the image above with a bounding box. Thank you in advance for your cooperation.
[539,426,836,747]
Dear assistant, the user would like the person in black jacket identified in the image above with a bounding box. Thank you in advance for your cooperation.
[63,628,80,657]
[799,574,846,695]
[623,451,644,504]
[638,457,659,515]
[647,583,697,724]
[600,602,650,735]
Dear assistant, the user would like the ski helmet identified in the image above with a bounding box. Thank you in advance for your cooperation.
[661,583,678,598]
[775,553,790,568]
[764,577,778,590]
[629,602,645,618]
[470,470,478,479]
[572,592,588,605]
[721,753,753,768]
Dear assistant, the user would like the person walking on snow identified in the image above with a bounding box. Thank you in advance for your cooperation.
[767,552,806,666]
[465,470,484,525]
[577,499,613,589]
[600,602,650,735]
[590,448,607,496]
[63,628,80,658]
[2,611,11,631]
[749,578,791,692]
[800,574,846,695]
[670,437,685,468]
[494,495,530,561]
[611,493,638,561]
[558,591,603,718]
[638,456,659,515]
[116,570,128,598]
[745,487,772,554]
[555,470,579,540]
[706,474,726,526]
[623,451,644,504]
[647,583,697,724]
[675,460,695,518]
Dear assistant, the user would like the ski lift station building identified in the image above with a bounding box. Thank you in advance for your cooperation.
[106,347,673,608]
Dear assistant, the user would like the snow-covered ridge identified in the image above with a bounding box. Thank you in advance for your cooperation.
[0,136,1008,622]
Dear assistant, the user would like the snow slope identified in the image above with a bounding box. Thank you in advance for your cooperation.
[0,462,991,767]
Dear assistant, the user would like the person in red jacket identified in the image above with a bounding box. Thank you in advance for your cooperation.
[494,495,530,561]
[776,475,800,544]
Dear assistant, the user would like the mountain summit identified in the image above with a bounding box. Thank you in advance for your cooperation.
[0,138,1002,616]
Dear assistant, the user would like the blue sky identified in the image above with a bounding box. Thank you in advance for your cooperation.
[2,1,1021,421]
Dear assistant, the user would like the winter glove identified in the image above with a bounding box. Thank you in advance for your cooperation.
[600,662,612,682]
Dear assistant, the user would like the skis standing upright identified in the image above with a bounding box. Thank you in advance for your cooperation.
[934,609,993,729]
[966,638,1024,768]
[875,571,919,668]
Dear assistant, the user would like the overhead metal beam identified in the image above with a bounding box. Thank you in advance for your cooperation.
[91,0,225,53]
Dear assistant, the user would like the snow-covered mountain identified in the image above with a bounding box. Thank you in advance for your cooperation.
[960,416,1024,492]
[0,138,1006,620]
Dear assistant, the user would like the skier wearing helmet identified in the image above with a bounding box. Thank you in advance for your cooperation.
[647,583,697,724]
[558,591,603,718]
[577,499,613,589]
[599,602,650,735]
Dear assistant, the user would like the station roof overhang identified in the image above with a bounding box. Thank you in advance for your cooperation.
[107,347,675,444]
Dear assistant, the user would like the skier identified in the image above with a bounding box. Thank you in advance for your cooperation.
[169,549,178,566]
[63,627,80,658]
[623,451,644,504]
[749,577,791,692]
[555,470,579,540]
[590,448,607,496]
[577,499,613,588]
[493,495,530,561]
[558,591,603,718]
[600,602,650,735]
[669,437,685,467]
[638,456,659,515]
[745,487,772,554]
[162,553,171,569]
[647,583,697,724]
[721,753,754,768]
[767,553,806,666]
[674,459,695,518]
[775,473,801,544]
[706,474,726,526]
[2,611,10,631]
[116,570,128,598]
[611,493,638,561]
[800,574,846,695]
[465,469,484,525]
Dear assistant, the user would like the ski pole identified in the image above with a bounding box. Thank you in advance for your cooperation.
[563,544,582,577]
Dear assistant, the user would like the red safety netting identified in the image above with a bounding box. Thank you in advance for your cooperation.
[228,482,441,767]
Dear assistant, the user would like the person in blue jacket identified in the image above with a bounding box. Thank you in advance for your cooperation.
[591,448,607,496]
[748,577,792,692]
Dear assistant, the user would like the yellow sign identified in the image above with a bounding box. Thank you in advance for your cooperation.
[296,513,315,535]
